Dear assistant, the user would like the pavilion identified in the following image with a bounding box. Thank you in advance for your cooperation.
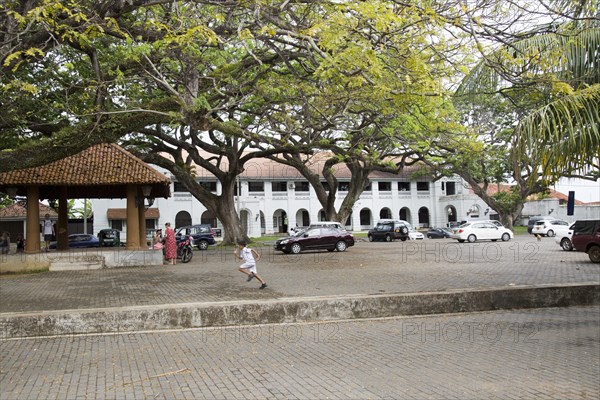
[0,143,170,254]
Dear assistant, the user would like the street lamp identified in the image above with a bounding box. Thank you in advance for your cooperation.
[136,185,154,209]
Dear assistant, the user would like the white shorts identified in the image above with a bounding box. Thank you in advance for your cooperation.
[240,262,257,274]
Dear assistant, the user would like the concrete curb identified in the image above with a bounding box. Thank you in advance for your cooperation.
[1,283,598,339]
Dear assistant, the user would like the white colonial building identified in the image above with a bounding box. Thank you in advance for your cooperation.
[92,157,497,238]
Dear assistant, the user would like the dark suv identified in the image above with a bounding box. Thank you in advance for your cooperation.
[367,220,410,242]
[176,224,216,250]
[571,220,600,263]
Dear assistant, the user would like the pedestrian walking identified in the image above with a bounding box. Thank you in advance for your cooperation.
[41,214,54,252]
[234,241,267,289]
[163,223,177,265]
[0,232,9,254]
[16,233,25,253]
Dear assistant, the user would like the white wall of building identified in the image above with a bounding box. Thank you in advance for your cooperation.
[91,167,497,238]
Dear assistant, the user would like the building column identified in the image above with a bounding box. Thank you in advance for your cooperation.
[57,187,69,251]
[126,185,140,249]
[25,186,40,253]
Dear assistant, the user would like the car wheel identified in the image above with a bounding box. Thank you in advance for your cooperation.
[290,243,302,254]
[501,233,510,242]
[385,234,392,242]
[588,245,600,263]
[336,241,347,252]
[560,238,573,251]
[368,235,374,242]
[547,229,555,237]
[197,240,209,250]
[467,234,477,243]
[427,234,432,239]
[400,237,408,242]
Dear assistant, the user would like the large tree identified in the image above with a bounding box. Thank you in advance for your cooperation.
[449,0,599,226]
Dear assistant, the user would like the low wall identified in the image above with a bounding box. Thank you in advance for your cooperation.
[0,248,163,274]
[1,283,597,339]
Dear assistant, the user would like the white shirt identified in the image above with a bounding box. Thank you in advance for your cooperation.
[42,219,53,235]
[240,247,255,264]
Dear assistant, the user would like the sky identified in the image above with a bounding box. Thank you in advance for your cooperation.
[552,177,600,204]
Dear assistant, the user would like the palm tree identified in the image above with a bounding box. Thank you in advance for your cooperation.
[457,4,599,182]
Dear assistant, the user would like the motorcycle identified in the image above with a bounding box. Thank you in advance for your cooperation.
[176,235,194,263]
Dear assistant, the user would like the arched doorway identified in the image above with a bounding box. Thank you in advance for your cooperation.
[418,207,430,228]
[399,207,411,222]
[175,211,191,228]
[201,210,218,227]
[446,206,457,225]
[296,209,310,227]
[273,209,287,233]
[379,207,392,219]
[360,208,372,228]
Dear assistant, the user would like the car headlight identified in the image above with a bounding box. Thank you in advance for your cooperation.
[280,239,289,244]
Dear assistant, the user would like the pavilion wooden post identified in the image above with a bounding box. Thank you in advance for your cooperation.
[126,185,140,249]
[138,190,146,249]
[57,187,69,251]
[25,186,41,253]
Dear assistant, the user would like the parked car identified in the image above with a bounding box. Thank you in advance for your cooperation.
[571,220,600,263]
[426,227,451,239]
[527,216,554,234]
[531,219,571,237]
[367,220,410,242]
[408,227,425,240]
[175,224,216,250]
[49,234,100,249]
[274,227,354,254]
[98,228,121,247]
[308,221,346,230]
[554,223,575,251]
[450,222,513,243]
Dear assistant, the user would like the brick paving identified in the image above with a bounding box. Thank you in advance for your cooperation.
[0,235,599,399]
[1,306,598,399]
[0,236,598,314]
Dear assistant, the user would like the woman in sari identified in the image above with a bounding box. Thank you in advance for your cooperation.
[163,223,177,265]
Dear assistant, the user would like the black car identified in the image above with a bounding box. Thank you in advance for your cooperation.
[176,224,216,250]
[367,220,409,242]
[274,227,354,254]
[571,220,600,263]
[98,229,121,247]
[426,227,451,239]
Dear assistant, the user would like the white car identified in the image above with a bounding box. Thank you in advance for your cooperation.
[554,223,575,251]
[531,219,571,237]
[450,222,513,243]
[409,230,425,240]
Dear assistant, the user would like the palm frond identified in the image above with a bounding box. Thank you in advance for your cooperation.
[456,27,600,96]
[516,84,600,179]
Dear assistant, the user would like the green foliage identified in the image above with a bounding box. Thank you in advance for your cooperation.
[491,187,522,214]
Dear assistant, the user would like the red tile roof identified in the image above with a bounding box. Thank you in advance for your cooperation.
[0,202,58,219]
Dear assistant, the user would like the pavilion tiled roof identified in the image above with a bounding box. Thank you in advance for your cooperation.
[0,202,58,219]
[0,144,171,199]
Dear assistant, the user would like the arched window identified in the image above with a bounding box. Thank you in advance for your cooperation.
[175,211,192,229]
